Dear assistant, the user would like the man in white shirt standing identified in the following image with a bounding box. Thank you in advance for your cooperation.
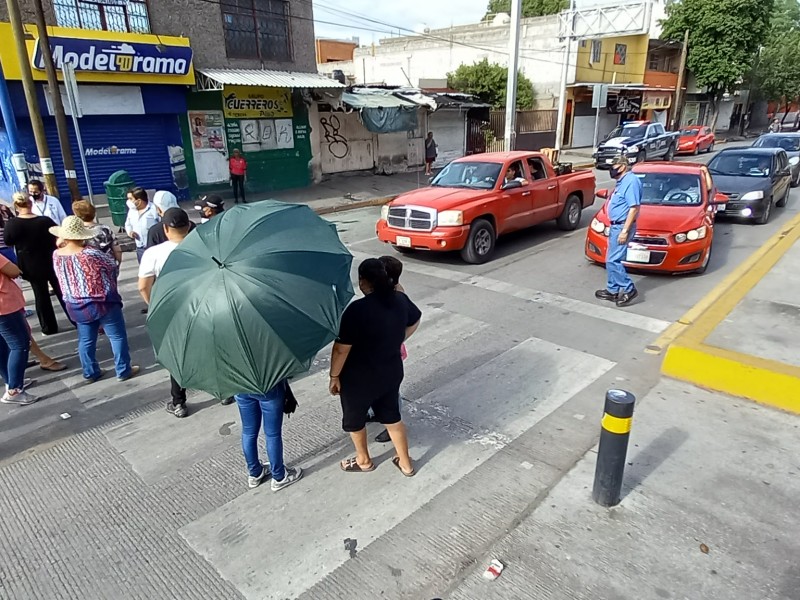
[138,208,192,418]
[27,180,67,224]
[124,187,160,263]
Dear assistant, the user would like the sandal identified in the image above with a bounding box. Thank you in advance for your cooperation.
[40,361,67,372]
[340,457,375,473]
[391,456,416,478]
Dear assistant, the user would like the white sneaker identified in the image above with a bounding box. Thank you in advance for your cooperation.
[1,389,38,405]
[271,466,303,492]
[247,463,271,489]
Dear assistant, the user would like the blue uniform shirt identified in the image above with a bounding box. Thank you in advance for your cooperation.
[608,171,643,224]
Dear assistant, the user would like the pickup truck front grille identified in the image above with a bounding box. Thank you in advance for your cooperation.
[387,206,436,231]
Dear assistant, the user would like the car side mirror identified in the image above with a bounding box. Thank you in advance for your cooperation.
[596,188,609,199]
[711,192,728,205]
[502,180,523,190]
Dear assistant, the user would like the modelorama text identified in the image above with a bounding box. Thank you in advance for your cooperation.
[33,42,190,76]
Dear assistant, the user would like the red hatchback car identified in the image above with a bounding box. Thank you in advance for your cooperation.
[585,163,727,274]
[677,125,715,155]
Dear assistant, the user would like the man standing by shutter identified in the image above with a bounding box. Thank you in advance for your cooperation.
[229,149,247,204]
[28,180,67,225]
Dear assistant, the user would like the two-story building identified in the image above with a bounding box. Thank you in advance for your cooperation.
[0,0,341,205]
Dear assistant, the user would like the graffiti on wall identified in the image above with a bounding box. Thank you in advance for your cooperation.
[321,115,349,159]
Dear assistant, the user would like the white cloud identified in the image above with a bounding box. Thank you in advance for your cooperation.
[312,0,490,43]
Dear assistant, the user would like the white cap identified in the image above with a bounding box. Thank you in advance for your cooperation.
[152,190,178,212]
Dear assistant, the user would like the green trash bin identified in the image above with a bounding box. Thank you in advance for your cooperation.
[104,170,135,228]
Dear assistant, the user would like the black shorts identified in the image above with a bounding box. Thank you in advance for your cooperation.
[341,387,401,432]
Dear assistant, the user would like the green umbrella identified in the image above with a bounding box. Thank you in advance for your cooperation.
[146,200,354,399]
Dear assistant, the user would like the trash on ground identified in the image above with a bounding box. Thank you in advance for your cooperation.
[59,413,71,420]
[700,543,710,554]
[483,559,505,580]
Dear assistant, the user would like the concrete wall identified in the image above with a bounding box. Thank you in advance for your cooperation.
[575,34,649,85]
[316,39,358,64]
[1,0,316,73]
[318,15,573,108]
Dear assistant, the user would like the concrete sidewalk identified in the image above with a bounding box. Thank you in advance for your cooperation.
[661,212,800,413]
[449,378,800,600]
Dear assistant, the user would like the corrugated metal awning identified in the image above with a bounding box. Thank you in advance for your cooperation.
[196,68,345,91]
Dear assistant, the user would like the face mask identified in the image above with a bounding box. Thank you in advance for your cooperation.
[126,200,136,210]
[31,192,42,200]
[609,166,623,179]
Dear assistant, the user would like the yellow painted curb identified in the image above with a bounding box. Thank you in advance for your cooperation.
[662,342,800,414]
[659,211,800,413]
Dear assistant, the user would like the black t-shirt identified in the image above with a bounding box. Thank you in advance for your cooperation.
[337,291,422,398]
[4,216,57,277]
[147,220,196,248]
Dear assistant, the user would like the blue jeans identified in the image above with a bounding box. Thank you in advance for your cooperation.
[136,247,145,263]
[76,304,133,380]
[0,310,30,390]
[235,382,287,481]
[606,224,637,294]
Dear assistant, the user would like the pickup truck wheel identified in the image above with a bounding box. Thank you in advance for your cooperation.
[637,149,647,164]
[557,195,582,231]
[461,218,496,264]
[664,144,676,161]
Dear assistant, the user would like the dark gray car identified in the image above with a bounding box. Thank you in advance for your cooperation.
[752,133,800,187]
[708,147,792,225]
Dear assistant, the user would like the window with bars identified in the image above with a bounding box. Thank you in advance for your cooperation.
[221,0,292,62]
[53,0,151,33]
[590,40,602,64]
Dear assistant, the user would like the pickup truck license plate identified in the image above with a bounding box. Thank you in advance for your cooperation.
[605,158,614,164]
[717,204,726,212]
[626,249,651,263]
[396,236,412,248]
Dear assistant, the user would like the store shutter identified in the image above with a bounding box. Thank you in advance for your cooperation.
[429,110,465,168]
[44,114,178,196]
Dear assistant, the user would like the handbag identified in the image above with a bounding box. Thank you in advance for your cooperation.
[284,381,298,416]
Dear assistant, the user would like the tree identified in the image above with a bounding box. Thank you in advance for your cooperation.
[753,0,800,122]
[660,0,774,130]
[447,59,535,109]
[485,0,569,19]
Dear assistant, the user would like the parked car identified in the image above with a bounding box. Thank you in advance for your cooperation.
[593,120,681,168]
[585,163,725,275]
[376,152,596,264]
[707,147,792,224]
[772,112,800,132]
[751,133,800,187]
[677,125,715,155]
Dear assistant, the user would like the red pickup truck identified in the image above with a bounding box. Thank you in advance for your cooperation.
[376,151,596,263]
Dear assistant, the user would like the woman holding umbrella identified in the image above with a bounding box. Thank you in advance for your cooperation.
[329,258,421,477]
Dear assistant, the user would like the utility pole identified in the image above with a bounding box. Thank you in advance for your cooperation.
[554,0,576,154]
[671,29,689,130]
[6,0,59,196]
[32,0,81,201]
[503,0,522,151]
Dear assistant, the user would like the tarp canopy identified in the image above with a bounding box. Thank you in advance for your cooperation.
[342,89,419,133]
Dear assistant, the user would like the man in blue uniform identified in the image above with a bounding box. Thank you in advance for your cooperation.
[596,155,642,307]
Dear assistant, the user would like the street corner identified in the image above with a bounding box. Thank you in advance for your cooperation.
[659,211,800,414]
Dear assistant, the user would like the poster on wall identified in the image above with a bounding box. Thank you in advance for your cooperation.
[275,119,294,149]
[189,110,226,150]
[223,86,294,119]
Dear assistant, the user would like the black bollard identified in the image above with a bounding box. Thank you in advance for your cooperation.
[592,389,636,507]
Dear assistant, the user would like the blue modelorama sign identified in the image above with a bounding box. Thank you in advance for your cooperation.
[32,37,193,76]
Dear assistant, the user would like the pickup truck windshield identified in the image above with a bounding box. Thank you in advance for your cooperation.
[634,173,703,206]
[431,161,503,190]
[607,124,648,140]
[753,136,800,152]
[708,153,771,177]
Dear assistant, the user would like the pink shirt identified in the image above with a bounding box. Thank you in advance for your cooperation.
[229,156,247,176]
[0,255,25,316]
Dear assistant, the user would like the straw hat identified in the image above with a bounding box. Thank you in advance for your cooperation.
[49,215,96,241]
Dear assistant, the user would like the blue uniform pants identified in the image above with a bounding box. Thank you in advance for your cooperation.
[606,224,636,294]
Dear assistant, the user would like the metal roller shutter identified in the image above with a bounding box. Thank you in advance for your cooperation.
[44,114,177,196]
[429,110,465,167]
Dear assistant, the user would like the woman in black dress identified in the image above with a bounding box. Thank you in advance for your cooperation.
[4,193,71,335]
[329,258,421,477]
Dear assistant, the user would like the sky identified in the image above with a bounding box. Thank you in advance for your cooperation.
[312,0,491,44]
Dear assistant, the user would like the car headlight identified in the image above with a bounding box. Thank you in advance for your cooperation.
[380,205,390,221]
[791,156,800,166]
[741,190,765,201]
[626,145,639,154]
[675,226,707,243]
[437,210,464,226]
[590,218,610,236]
